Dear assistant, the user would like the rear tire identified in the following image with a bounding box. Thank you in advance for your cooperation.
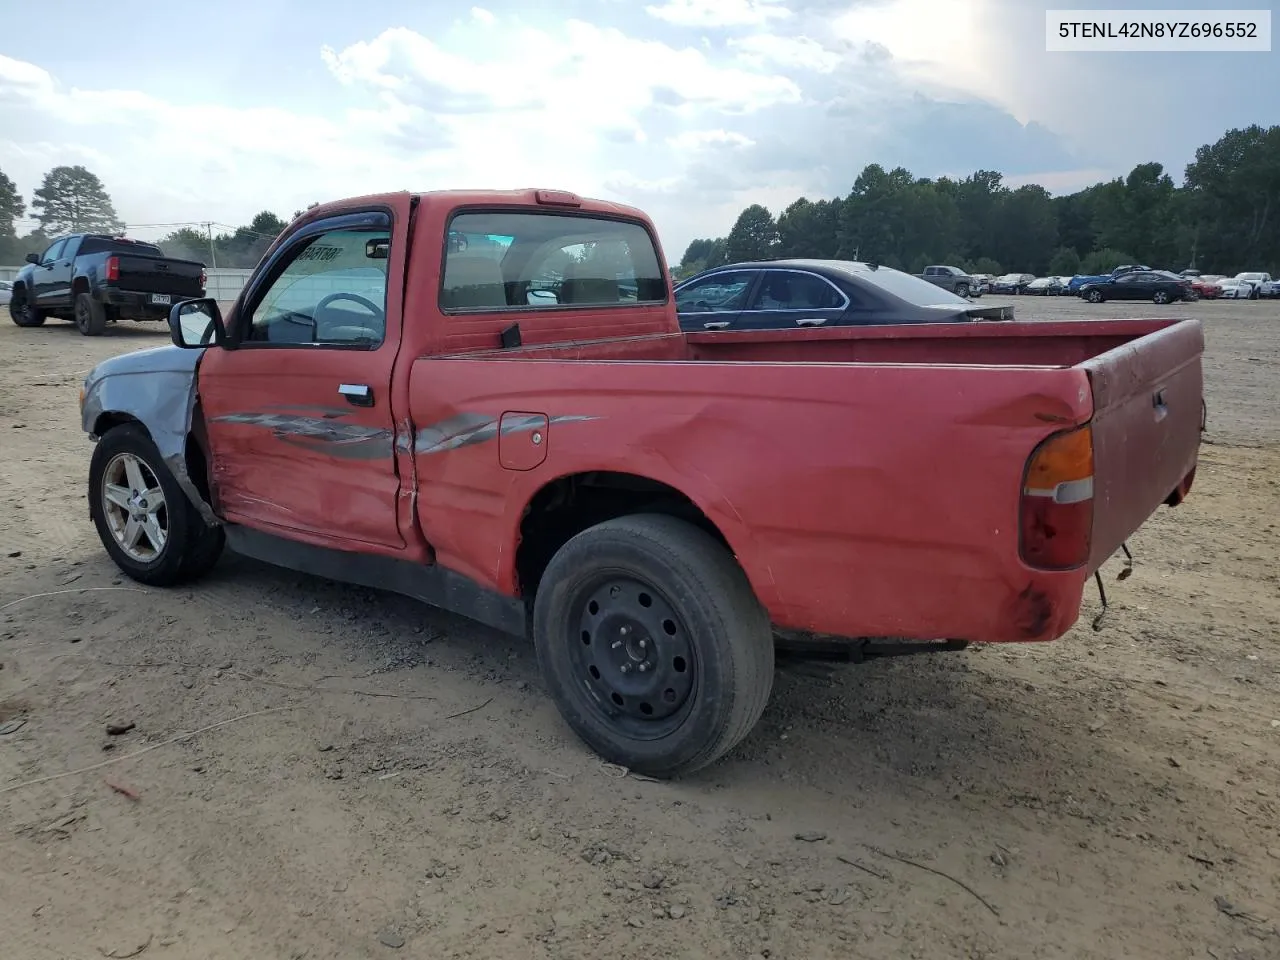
[89,424,224,586]
[9,289,45,327]
[75,292,107,336]
[1153,290,1171,305]
[533,513,774,779]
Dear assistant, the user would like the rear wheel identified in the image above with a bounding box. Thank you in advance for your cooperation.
[75,292,107,336]
[1153,290,1171,305]
[533,513,774,778]
[9,289,45,327]
[89,424,224,586]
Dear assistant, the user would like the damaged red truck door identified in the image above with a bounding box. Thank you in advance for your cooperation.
[79,188,1204,778]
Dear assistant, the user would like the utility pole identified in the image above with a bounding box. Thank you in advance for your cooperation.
[205,222,218,269]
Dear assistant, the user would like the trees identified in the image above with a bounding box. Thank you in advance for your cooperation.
[31,165,123,234]
[681,123,1279,280]
[724,204,779,263]
[0,168,27,263]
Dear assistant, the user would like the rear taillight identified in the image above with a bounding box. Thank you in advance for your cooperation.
[1019,424,1094,570]
[200,267,207,290]
[105,255,119,281]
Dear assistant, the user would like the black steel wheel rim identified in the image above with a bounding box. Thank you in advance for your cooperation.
[75,298,89,330]
[568,575,697,740]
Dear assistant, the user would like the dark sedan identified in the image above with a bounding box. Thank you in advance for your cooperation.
[674,259,1013,332]
[1078,270,1193,305]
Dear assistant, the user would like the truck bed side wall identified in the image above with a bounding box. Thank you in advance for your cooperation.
[406,357,1095,644]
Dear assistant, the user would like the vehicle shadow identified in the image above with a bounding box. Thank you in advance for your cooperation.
[25,319,170,339]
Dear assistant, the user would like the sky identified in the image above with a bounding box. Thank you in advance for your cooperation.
[0,0,1275,262]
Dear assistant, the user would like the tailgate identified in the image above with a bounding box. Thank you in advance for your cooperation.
[115,255,205,298]
[1083,318,1203,572]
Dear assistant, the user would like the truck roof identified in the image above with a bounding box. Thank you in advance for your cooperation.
[291,189,655,230]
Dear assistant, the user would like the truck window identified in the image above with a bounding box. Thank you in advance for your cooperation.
[41,238,68,263]
[245,225,390,347]
[78,237,165,258]
[441,212,665,311]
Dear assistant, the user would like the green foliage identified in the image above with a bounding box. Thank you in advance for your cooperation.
[31,165,123,234]
[673,125,1280,278]
[1080,248,1136,276]
[1048,247,1081,276]
[725,204,779,262]
[0,168,24,239]
[158,210,289,268]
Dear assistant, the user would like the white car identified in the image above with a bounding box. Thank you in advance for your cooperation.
[1217,278,1253,299]
[0,280,12,307]
[1234,272,1272,299]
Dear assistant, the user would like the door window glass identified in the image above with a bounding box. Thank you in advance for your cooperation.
[674,271,755,313]
[247,228,390,347]
[747,271,845,310]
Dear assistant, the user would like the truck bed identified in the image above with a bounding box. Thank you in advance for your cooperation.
[412,317,1202,644]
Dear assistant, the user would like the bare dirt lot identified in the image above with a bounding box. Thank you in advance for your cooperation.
[2,299,1278,960]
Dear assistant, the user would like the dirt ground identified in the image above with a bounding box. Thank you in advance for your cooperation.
[1,298,1277,960]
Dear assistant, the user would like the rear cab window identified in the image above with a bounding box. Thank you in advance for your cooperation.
[439,211,666,312]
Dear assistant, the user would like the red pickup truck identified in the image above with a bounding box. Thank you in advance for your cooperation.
[79,189,1204,777]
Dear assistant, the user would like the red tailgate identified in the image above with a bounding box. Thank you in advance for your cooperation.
[1082,318,1204,572]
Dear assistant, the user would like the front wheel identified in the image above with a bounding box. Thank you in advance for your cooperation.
[1153,290,1171,305]
[9,290,45,327]
[533,514,774,779]
[89,424,224,586]
[955,283,970,298]
[1086,289,1104,303]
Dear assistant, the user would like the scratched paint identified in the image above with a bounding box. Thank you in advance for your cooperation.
[210,408,598,459]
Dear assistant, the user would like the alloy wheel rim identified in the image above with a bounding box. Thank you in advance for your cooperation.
[101,452,168,562]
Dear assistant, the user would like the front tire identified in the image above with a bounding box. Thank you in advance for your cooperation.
[1086,289,1104,303]
[1153,290,1171,304]
[9,289,45,327]
[75,292,107,336]
[89,424,224,586]
[533,514,774,779]
[955,283,970,298]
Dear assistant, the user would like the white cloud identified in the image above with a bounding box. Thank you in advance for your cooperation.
[667,129,755,151]
[645,0,792,28]
[729,34,843,73]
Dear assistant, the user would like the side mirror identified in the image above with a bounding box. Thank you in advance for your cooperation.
[527,289,558,305]
[25,252,39,265]
[169,298,225,348]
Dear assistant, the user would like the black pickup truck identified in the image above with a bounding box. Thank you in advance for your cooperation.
[10,234,206,336]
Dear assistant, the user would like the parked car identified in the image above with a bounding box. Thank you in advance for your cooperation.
[1262,279,1280,298]
[1189,277,1223,299]
[991,273,1036,294]
[0,279,11,307]
[970,274,993,295]
[1078,270,1193,304]
[1216,277,1253,299]
[913,264,977,298]
[75,187,1204,778]
[1024,277,1065,296]
[675,260,1013,331]
[1234,272,1273,300]
[1068,264,1151,294]
[10,234,206,335]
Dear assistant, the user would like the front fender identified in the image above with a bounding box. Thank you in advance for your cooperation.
[81,347,218,525]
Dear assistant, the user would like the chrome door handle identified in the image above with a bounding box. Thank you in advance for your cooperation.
[795,317,827,326]
[702,321,730,329]
[338,383,373,406]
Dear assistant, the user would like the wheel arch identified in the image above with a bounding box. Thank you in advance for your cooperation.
[510,470,767,608]
[72,275,91,297]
